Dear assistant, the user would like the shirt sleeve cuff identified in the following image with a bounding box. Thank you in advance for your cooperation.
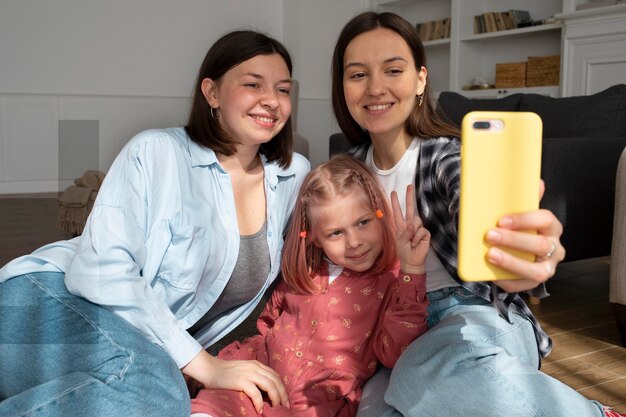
[398,271,426,284]
[162,329,204,369]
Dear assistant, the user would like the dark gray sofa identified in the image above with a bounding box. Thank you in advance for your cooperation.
[435,84,626,263]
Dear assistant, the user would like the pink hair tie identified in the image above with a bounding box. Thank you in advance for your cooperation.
[375,210,384,219]
[299,230,307,238]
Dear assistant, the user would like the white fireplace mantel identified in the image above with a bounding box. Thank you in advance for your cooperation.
[557,4,626,96]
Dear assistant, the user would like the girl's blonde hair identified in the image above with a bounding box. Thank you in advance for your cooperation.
[281,154,396,294]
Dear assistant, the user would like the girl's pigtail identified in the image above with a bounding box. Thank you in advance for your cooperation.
[297,204,313,291]
[356,170,397,272]
[357,171,385,221]
[282,196,320,294]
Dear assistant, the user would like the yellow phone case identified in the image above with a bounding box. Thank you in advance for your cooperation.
[458,111,542,281]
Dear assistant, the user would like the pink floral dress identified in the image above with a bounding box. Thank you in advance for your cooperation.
[191,262,428,417]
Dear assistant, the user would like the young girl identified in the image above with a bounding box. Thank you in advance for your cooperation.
[331,11,624,417]
[190,154,430,417]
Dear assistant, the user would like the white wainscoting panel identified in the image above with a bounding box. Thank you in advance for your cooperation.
[0,94,189,194]
[0,96,59,192]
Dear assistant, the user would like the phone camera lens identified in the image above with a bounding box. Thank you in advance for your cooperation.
[473,121,491,129]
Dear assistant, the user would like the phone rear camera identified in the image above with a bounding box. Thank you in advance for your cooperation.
[473,121,491,129]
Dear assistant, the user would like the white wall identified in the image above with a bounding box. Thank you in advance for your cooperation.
[1,0,284,97]
[1,0,362,193]
[283,0,370,167]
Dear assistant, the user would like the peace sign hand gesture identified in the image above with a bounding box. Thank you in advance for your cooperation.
[391,184,431,274]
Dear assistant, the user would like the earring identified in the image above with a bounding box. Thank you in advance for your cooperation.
[418,94,424,107]
[210,107,219,119]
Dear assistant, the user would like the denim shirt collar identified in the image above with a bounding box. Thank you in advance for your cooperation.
[186,137,296,189]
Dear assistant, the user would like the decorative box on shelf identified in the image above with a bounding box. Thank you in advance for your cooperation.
[495,62,527,88]
[526,55,560,86]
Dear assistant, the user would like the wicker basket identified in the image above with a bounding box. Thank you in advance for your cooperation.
[495,62,527,88]
[526,55,560,87]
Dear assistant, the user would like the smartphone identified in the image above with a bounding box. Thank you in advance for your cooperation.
[457,111,542,281]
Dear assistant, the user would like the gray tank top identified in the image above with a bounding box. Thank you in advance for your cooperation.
[189,222,270,336]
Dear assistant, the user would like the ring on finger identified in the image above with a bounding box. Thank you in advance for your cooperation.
[545,262,552,277]
[546,241,557,258]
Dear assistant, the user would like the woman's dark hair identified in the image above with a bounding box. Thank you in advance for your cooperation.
[331,11,460,146]
[185,30,294,167]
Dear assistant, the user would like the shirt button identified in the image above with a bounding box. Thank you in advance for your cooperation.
[403,275,412,283]
[268,231,272,237]
[311,320,318,327]
[295,351,303,358]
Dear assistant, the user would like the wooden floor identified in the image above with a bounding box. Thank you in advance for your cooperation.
[1,196,625,413]
[0,194,73,264]
[529,258,626,413]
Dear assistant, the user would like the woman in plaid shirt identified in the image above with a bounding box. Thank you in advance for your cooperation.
[329,10,622,417]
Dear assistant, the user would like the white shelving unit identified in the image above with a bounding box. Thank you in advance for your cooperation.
[374,0,453,95]
[372,0,565,97]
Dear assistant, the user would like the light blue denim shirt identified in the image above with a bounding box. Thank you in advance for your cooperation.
[0,127,310,368]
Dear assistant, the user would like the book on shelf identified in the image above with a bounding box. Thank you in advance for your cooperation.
[494,12,506,31]
[473,15,485,34]
[501,11,517,30]
[441,17,451,39]
[416,21,431,41]
[483,12,498,32]
[433,19,444,39]
[416,17,451,41]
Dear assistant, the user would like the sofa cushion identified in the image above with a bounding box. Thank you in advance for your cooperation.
[540,136,626,261]
[519,84,626,138]
[436,91,523,127]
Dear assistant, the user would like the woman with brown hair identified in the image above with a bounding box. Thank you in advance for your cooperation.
[331,11,622,417]
[0,30,308,416]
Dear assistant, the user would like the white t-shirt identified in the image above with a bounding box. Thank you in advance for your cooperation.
[366,138,459,293]
[328,260,343,284]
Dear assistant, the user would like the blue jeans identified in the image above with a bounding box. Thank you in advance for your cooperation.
[357,287,605,417]
[0,272,190,417]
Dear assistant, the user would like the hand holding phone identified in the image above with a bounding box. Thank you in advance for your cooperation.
[457,111,542,281]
